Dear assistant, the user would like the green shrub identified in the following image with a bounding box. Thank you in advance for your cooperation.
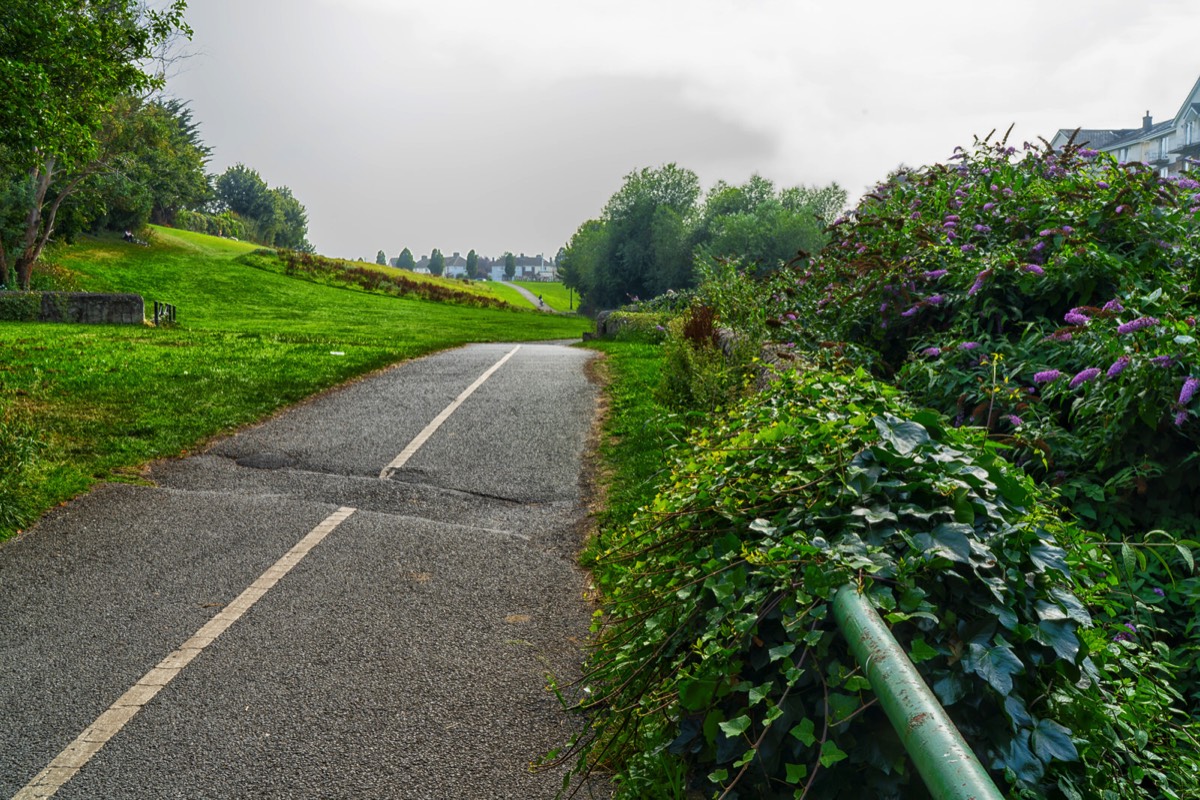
[765,136,1200,713]
[0,292,41,321]
[569,366,1197,799]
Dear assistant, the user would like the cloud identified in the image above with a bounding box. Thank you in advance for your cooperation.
[173,0,1200,259]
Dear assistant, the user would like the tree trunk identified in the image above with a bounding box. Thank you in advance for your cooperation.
[0,237,9,289]
[14,157,86,291]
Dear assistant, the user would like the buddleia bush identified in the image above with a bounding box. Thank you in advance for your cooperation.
[763,137,1200,713]
[565,367,1197,799]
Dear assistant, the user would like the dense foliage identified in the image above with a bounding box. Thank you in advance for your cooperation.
[0,0,190,288]
[762,137,1200,709]
[570,366,1197,798]
[213,164,311,251]
[573,137,1200,798]
[559,167,845,310]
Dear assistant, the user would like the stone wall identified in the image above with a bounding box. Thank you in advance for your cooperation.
[0,292,144,324]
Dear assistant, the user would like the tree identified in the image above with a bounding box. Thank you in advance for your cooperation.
[0,0,191,289]
[376,250,387,265]
[396,247,414,270]
[504,252,516,280]
[558,219,608,310]
[270,186,310,251]
[212,166,309,249]
[429,248,445,276]
[215,164,275,237]
[594,163,700,306]
[466,249,478,280]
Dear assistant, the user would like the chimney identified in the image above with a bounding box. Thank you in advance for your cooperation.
[1143,110,1153,130]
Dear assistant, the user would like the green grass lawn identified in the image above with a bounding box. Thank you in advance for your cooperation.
[0,227,591,539]
[513,280,577,312]
[480,280,536,309]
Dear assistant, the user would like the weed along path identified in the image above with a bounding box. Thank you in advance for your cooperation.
[0,342,604,799]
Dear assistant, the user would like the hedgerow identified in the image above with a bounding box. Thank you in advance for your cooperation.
[570,135,1200,797]
[566,366,1196,798]
[759,136,1200,718]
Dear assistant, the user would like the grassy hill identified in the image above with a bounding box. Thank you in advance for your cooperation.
[511,280,577,312]
[0,227,591,540]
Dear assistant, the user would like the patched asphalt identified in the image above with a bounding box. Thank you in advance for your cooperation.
[0,342,610,799]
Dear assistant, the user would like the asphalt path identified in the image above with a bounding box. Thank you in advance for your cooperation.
[0,342,608,799]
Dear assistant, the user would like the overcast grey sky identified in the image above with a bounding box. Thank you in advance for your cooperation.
[167,0,1199,262]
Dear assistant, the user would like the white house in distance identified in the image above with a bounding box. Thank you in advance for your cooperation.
[1051,74,1200,177]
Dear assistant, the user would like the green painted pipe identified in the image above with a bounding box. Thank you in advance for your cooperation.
[832,584,1004,800]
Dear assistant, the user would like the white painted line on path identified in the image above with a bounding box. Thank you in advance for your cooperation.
[12,506,357,800]
[379,345,521,480]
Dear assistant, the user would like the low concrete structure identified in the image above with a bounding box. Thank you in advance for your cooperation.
[0,292,145,324]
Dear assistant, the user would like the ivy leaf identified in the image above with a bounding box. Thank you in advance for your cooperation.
[1034,620,1080,662]
[785,762,809,783]
[1049,587,1092,627]
[819,739,849,768]
[1004,694,1033,731]
[914,523,972,564]
[1032,718,1079,764]
[790,717,816,747]
[874,414,930,455]
[1003,729,1045,787]
[964,641,1024,695]
[719,715,751,738]
[748,681,773,706]
[909,637,939,663]
[769,642,796,663]
[932,671,967,706]
[1030,544,1069,576]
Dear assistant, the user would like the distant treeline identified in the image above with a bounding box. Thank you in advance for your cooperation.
[558,164,846,309]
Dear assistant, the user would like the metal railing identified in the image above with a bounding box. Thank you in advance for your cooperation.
[832,584,1004,800]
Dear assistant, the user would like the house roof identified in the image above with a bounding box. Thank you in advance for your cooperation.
[1056,128,1136,150]
[1172,74,1200,123]
[1054,73,1200,153]
[1103,119,1177,150]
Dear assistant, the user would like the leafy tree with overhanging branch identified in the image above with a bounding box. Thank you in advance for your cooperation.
[0,0,191,289]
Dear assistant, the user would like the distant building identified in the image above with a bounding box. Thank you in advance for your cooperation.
[1052,74,1200,177]
[443,252,468,279]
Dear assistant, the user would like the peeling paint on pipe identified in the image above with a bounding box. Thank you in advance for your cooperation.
[832,584,1005,800]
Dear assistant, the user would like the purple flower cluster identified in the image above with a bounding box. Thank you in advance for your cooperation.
[1117,316,1159,334]
[1034,370,1062,384]
[1069,367,1101,389]
[924,269,948,280]
[1102,298,1124,313]
[1107,356,1131,378]
[1023,264,1045,275]
[1151,355,1174,368]
[1006,414,1023,426]
[968,269,991,296]
[1064,308,1091,326]
[1180,377,1200,405]
[958,341,980,351]
[921,347,942,358]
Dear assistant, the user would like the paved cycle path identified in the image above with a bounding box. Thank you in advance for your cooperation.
[0,342,607,799]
